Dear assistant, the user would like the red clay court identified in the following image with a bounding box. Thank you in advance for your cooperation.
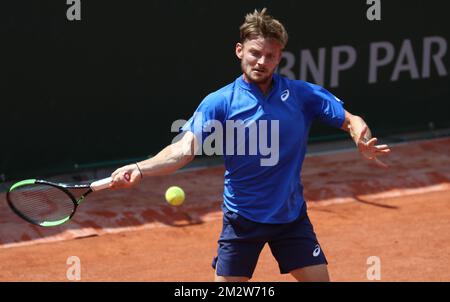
[0,137,449,281]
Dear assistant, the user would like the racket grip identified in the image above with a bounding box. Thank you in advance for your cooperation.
[90,177,112,191]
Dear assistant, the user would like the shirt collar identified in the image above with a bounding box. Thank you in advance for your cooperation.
[236,73,279,95]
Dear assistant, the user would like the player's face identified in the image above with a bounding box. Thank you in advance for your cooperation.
[236,37,283,86]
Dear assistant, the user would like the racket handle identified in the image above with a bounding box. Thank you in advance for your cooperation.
[90,177,112,191]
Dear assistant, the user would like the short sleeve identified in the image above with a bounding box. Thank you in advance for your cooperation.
[180,92,227,142]
[302,82,346,129]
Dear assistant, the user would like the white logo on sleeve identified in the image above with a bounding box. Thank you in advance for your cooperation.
[281,89,290,102]
[313,244,321,257]
[334,96,344,104]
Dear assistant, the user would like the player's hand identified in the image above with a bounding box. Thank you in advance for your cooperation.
[110,164,143,189]
[356,125,391,168]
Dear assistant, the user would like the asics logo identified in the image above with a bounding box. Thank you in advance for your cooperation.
[313,244,321,257]
[281,89,290,102]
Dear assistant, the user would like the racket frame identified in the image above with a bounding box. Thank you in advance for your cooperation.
[6,179,94,227]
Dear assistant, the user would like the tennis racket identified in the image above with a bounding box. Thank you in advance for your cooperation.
[6,175,122,227]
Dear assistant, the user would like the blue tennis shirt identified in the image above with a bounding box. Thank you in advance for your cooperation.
[182,73,345,223]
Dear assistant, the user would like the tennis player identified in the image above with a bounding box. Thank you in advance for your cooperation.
[110,8,391,282]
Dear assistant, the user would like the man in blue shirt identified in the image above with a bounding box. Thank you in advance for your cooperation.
[111,8,391,281]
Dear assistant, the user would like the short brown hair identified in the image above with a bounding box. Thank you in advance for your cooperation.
[239,8,288,49]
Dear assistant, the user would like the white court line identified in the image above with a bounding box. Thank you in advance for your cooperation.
[308,183,450,208]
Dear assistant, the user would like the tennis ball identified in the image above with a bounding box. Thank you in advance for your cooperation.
[165,186,185,206]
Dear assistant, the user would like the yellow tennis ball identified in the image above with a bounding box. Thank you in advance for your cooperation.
[165,186,185,206]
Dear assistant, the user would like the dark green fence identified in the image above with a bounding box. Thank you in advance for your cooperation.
[1,0,449,180]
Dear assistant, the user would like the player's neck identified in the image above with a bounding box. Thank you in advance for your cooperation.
[258,81,273,96]
[242,74,273,96]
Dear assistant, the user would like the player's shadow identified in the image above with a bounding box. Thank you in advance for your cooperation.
[352,195,399,209]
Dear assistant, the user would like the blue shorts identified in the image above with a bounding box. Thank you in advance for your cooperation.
[212,202,328,278]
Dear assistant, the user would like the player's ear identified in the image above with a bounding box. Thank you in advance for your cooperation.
[235,43,243,59]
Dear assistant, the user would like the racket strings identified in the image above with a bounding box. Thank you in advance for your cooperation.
[66,188,90,199]
[8,184,76,223]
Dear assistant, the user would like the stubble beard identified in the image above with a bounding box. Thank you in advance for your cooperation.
[242,63,273,86]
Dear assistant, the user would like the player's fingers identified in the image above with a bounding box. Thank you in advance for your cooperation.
[109,176,120,189]
[129,173,138,183]
[375,144,390,150]
[111,169,120,179]
[110,170,122,186]
[361,150,374,159]
[373,150,390,156]
[369,146,391,153]
[366,137,378,146]
[110,172,129,188]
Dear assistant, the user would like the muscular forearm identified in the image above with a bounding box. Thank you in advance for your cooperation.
[137,141,195,177]
[110,132,197,189]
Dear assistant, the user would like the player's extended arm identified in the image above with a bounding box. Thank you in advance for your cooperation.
[110,131,198,189]
[341,110,391,168]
